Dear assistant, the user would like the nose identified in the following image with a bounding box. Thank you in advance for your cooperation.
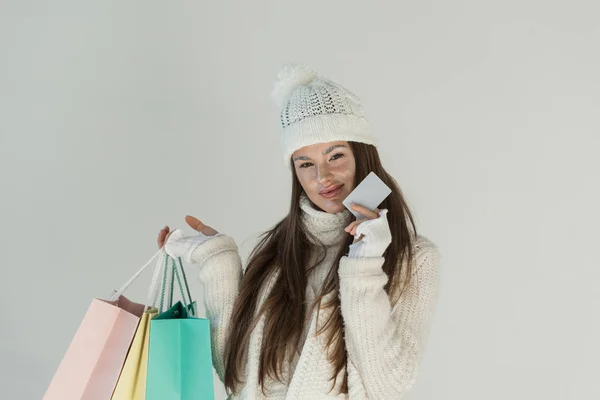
[316,164,333,185]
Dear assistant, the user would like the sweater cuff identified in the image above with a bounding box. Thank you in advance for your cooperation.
[190,235,239,267]
[338,255,386,277]
[190,235,242,292]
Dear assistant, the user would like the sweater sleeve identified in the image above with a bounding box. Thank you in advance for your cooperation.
[338,236,441,399]
[189,234,243,384]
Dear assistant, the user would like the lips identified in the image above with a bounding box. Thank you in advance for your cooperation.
[320,184,343,197]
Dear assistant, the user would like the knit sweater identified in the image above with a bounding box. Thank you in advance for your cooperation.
[189,195,441,399]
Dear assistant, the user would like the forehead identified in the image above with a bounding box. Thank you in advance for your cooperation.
[292,141,350,157]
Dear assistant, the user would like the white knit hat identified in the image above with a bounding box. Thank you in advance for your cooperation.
[272,63,378,166]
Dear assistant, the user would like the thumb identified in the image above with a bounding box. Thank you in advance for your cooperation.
[185,215,219,236]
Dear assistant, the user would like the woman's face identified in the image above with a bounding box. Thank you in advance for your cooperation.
[292,141,356,213]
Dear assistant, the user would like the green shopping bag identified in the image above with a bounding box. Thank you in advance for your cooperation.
[146,254,215,400]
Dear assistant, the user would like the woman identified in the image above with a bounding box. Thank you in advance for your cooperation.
[157,64,441,399]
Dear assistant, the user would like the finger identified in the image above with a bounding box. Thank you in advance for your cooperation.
[344,220,364,232]
[185,215,218,236]
[157,226,169,248]
[347,222,363,235]
[185,215,206,232]
[163,230,173,246]
[351,217,373,235]
[350,203,379,218]
[350,203,379,219]
[350,220,364,231]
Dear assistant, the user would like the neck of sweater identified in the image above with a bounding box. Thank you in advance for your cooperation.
[299,192,351,246]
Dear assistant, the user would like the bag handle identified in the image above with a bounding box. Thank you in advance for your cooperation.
[144,248,170,310]
[175,257,193,306]
[170,256,193,308]
[108,247,194,313]
[109,248,163,302]
[158,253,171,312]
[158,254,194,312]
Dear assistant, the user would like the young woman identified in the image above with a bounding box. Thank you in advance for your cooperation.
[157,64,441,399]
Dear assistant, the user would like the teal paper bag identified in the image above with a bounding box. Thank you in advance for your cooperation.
[146,302,214,400]
[146,254,215,400]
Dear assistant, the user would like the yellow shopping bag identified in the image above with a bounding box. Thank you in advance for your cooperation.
[110,307,158,399]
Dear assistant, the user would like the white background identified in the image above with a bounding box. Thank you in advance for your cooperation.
[1,1,599,399]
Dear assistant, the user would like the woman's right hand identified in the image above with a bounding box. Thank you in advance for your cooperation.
[157,225,171,249]
[157,215,223,263]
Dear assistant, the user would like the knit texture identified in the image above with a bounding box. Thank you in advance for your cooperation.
[189,199,441,399]
[299,192,351,245]
[272,63,378,166]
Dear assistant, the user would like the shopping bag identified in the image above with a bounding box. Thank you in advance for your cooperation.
[43,249,163,400]
[146,255,215,400]
[110,307,158,399]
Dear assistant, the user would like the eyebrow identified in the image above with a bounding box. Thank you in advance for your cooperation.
[293,144,348,161]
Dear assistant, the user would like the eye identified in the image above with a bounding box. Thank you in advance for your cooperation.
[298,153,344,169]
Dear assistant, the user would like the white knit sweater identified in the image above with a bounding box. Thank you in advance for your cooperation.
[189,196,441,399]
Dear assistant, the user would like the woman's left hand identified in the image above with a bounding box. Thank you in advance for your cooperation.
[344,203,392,258]
[344,203,381,243]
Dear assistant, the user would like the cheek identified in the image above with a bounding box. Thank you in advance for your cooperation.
[295,169,315,188]
[330,159,355,181]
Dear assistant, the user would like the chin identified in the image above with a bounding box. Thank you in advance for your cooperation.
[316,200,346,214]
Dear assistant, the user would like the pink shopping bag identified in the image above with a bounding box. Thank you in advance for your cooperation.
[43,249,164,400]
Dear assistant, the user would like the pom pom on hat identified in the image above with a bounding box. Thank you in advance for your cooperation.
[271,63,318,109]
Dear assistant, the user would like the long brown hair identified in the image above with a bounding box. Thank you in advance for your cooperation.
[223,142,418,396]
